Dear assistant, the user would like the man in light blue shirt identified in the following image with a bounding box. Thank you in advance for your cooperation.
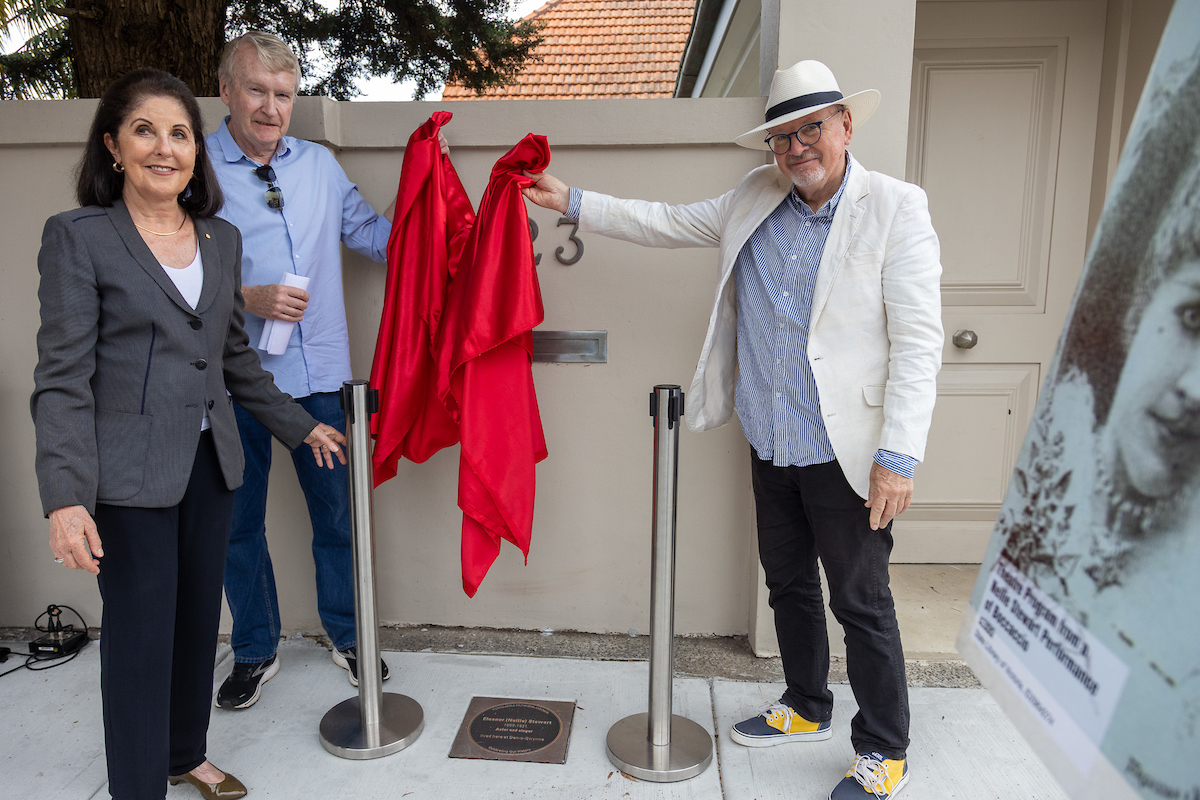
[207,31,395,709]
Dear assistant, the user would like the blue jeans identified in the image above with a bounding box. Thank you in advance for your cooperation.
[225,392,356,663]
[750,454,910,760]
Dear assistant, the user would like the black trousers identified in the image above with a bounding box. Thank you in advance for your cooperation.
[750,454,910,759]
[94,431,235,800]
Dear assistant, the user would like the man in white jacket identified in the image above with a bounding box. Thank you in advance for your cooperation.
[523,60,942,800]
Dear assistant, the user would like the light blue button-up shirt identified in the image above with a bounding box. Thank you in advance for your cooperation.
[733,168,848,468]
[207,118,390,398]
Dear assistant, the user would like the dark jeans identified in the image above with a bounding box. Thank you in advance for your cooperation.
[224,392,355,663]
[750,454,910,759]
[95,430,235,800]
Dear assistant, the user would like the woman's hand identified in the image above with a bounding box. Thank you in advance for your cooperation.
[305,423,348,469]
[521,171,571,214]
[49,505,103,574]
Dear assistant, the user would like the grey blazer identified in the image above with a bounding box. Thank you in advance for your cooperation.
[31,200,316,516]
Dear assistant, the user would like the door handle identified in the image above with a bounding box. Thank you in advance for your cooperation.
[952,329,978,349]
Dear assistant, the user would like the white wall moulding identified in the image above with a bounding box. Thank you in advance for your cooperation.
[895,363,1039,563]
[890,520,994,563]
[913,362,1040,510]
[908,41,1066,309]
[758,0,780,96]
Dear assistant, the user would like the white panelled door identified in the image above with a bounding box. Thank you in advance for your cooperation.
[896,0,1107,561]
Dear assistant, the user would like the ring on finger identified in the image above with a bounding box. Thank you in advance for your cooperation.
[54,556,65,564]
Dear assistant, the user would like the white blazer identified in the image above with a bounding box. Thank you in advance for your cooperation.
[579,155,943,499]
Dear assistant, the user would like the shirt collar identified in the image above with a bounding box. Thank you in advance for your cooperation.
[215,116,293,166]
[787,153,851,219]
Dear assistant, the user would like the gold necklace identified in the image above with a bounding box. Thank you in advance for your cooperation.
[133,216,187,236]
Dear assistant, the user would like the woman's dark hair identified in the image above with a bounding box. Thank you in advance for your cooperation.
[1057,48,1200,425]
[75,68,223,217]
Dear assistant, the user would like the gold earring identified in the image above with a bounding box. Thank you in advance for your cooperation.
[112,162,124,173]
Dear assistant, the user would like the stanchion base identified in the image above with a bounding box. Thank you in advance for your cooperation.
[319,693,424,760]
[605,713,713,782]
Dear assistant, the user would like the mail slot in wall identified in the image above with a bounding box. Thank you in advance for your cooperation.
[532,331,608,363]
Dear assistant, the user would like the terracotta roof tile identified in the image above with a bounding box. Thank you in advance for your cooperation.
[443,0,696,100]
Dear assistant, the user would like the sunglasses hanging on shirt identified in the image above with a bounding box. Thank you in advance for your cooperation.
[253,165,285,210]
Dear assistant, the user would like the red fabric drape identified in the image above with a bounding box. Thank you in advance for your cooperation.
[370,112,475,485]
[435,134,551,597]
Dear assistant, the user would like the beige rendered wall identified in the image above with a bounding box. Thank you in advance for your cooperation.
[775,0,918,179]
[0,96,769,638]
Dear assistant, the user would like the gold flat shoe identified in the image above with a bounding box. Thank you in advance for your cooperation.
[168,768,248,799]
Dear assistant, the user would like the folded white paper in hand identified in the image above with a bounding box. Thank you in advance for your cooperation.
[257,272,310,355]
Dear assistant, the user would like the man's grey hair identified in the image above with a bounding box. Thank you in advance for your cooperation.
[219,31,301,91]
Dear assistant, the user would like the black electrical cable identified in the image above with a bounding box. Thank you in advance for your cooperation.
[35,604,87,634]
[0,649,87,678]
[0,661,25,679]
[0,605,91,679]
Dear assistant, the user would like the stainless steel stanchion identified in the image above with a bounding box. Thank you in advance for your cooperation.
[606,384,713,782]
[319,379,424,759]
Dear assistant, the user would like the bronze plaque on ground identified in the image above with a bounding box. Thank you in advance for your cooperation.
[449,697,576,764]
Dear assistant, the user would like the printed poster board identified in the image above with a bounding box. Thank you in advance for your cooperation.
[957,2,1200,798]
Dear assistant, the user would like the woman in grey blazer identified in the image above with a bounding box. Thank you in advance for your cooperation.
[31,69,345,800]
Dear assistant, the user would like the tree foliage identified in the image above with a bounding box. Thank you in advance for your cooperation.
[0,0,75,98]
[0,0,542,100]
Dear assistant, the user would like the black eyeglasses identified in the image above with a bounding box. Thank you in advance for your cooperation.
[253,165,284,210]
[765,108,844,155]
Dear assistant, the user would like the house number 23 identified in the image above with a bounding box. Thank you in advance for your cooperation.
[528,217,584,266]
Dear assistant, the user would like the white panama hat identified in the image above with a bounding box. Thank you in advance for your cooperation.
[735,60,880,150]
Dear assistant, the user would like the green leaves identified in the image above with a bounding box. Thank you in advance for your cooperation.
[2,0,542,100]
[0,0,74,98]
[293,0,545,100]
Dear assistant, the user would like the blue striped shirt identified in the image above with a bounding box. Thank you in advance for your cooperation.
[566,174,915,478]
[734,170,844,468]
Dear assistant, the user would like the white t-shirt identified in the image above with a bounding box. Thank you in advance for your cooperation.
[162,247,203,307]
[161,248,210,431]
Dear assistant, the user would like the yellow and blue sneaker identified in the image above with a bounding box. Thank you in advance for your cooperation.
[829,752,909,799]
[730,699,832,746]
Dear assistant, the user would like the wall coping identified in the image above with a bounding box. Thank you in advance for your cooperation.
[0,96,767,149]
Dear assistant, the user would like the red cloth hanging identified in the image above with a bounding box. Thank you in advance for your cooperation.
[370,112,475,486]
[435,134,550,597]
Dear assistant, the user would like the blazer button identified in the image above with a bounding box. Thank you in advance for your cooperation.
[207,400,215,410]
[194,358,208,370]
[190,319,203,330]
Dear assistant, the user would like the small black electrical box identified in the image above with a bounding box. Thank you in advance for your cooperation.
[29,629,88,656]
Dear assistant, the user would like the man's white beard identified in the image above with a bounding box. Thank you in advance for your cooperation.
[788,158,825,189]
